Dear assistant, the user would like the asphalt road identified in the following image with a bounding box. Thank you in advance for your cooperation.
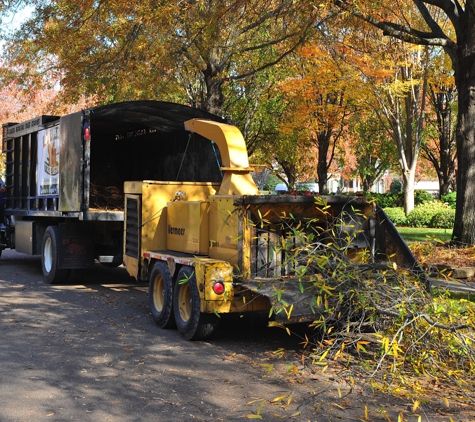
[0,250,312,422]
[1,250,472,422]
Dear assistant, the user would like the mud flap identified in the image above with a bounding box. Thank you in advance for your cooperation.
[57,223,95,269]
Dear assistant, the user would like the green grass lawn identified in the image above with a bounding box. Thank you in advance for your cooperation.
[396,227,453,243]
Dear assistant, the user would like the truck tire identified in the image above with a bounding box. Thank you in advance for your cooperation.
[42,226,68,284]
[149,261,175,328]
[173,266,219,340]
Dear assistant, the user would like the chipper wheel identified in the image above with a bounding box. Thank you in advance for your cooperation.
[173,265,219,340]
[149,261,175,328]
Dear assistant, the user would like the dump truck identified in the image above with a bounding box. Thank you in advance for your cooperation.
[1,100,418,340]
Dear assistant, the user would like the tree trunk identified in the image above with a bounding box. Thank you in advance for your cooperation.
[317,158,328,194]
[438,172,453,198]
[203,62,224,116]
[205,77,224,116]
[362,175,374,193]
[453,76,475,244]
[437,95,456,198]
[403,169,415,216]
[425,87,457,199]
[280,161,297,191]
[452,13,475,245]
[316,132,332,194]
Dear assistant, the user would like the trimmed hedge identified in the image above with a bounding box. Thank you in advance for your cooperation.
[374,190,434,209]
[406,201,453,228]
[373,193,403,208]
[430,208,456,229]
[376,190,455,229]
[382,207,407,226]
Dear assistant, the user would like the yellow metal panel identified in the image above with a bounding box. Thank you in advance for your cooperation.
[194,260,234,313]
[207,195,253,278]
[208,196,238,263]
[167,201,209,255]
[219,172,259,196]
[208,196,241,269]
[133,181,219,259]
[123,254,139,279]
[195,260,234,300]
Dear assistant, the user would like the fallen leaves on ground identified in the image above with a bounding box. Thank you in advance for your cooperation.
[410,242,475,269]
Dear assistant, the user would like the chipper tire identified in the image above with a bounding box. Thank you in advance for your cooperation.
[149,261,175,328]
[173,265,219,341]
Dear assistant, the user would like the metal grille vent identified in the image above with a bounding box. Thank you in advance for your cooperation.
[125,197,140,258]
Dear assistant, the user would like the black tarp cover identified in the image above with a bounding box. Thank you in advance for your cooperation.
[86,101,227,208]
[89,100,227,134]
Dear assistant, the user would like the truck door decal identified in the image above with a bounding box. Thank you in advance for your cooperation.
[37,126,60,196]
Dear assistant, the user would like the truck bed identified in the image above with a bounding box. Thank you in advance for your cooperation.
[2,101,227,218]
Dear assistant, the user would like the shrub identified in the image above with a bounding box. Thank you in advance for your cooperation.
[373,192,403,208]
[414,190,434,205]
[374,190,434,209]
[406,208,432,228]
[407,201,452,228]
[430,208,456,229]
[441,191,456,209]
[390,179,403,193]
[382,207,407,226]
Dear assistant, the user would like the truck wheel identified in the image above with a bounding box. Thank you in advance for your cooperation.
[149,261,175,328]
[173,266,219,340]
[42,226,68,284]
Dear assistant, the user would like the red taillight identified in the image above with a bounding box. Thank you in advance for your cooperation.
[212,281,225,295]
[84,127,90,140]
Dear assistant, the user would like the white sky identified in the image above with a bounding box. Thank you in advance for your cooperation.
[2,4,34,33]
[0,5,34,52]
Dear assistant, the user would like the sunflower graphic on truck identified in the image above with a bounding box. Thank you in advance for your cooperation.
[38,126,60,196]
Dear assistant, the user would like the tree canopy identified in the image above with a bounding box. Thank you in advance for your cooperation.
[0,0,318,115]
